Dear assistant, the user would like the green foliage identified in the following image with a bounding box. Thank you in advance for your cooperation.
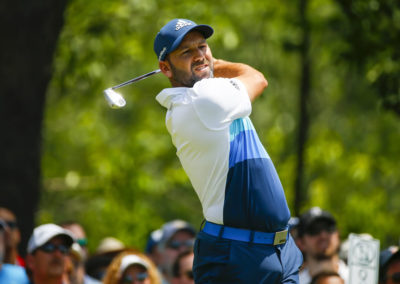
[40,0,400,253]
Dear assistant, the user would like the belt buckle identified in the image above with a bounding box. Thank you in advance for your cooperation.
[273,230,288,245]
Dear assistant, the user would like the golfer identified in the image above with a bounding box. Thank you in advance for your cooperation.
[154,19,303,283]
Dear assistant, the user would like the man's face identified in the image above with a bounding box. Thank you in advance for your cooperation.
[62,223,88,258]
[176,252,194,284]
[385,260,400,284]
[159,230,195,278]
[27,236,70,280]
[0,208,20,249]
[300,220,340,260]
[160,31,214,87]
[121,264,151,284]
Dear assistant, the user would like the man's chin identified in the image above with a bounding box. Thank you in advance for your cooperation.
[197,72,212,81]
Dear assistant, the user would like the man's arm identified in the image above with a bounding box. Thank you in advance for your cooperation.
[213,59,268,102]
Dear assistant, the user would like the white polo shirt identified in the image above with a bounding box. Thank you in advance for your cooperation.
[156,78,290,232]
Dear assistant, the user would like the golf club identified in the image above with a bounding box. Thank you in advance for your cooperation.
[104,69,161,108]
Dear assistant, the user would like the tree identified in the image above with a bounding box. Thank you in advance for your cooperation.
[0,0,68,255]
[334,0,400,116]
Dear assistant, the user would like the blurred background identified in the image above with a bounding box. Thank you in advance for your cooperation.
[1,0,399,255]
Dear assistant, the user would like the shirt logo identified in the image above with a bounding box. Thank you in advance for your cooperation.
[175,19,192,31]
[229,80,240,90]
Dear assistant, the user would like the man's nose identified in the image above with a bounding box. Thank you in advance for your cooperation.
[317,230,331,239]
[193,48,205,60]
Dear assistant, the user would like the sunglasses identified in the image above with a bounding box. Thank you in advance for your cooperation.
[77,238,88,247]
[167,239,195,250]
[386,272,400,283]
[5,221,17,229]
[306,222,336,236]
[121,272,149,283]
[0,220,17,230]
[38,243,70,255]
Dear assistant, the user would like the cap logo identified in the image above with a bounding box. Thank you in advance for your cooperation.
[175,19,192,31]
[159,47,167,61]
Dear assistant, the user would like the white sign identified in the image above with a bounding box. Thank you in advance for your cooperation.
[348,233,380,284]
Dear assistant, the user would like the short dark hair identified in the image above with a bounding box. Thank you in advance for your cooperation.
[311,271,343,284]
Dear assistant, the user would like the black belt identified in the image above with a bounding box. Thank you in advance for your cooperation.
[202,221,288,245]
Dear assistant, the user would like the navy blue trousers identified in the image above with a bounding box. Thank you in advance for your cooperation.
[193,230,303,283]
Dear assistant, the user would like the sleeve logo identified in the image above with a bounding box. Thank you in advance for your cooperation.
[229,80,240,90]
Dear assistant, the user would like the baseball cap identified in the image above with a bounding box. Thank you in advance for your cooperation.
[379,246,400,282]
[154,19,214,61]
[380,246,400,269]
[298,207,337,237]
[27,223,75,254]
[145,228,163,254]
[95,237,125,255]
[119,254,149,274]
[158,219,196,250]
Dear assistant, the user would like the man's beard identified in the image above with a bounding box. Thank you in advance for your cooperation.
[168,59,214,87]
[312,246,340,261]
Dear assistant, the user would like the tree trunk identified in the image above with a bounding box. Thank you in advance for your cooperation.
[0,0,68,257]
[294,0,311,216]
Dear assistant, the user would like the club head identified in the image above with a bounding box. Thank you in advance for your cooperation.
[103,88,126,109]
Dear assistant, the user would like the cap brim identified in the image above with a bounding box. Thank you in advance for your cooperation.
[165,25,214,61]
[27,225,75,254]
[119,255,149,274]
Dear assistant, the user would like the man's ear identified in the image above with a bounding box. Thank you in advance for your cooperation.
[159,60,172,78]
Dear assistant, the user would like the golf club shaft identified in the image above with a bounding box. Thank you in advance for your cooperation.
[111,69,161,90]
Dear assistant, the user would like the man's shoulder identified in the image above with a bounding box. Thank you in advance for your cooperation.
[0,264,29,283]
[1,263,25,273]
[156,87,189,109]
[193,77,243,91]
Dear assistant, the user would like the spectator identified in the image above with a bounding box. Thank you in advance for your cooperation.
[297,207,348,283]
[0,219,29,283]
[145,228,163,267]
[379,246,400,284]
[171,249,194,284]
[289,216,301,244]
[311,271,344,284]
[25,223,75,284]
[85,237,125,282]
[102,249,161,284]
[156,220,196,283]
[60,221,100,283]
[60,221,89,260]
[0,206,24,266]
[63,242,86,284]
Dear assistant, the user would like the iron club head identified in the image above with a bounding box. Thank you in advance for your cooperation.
[104,88,126,109]
[103,69,161,109]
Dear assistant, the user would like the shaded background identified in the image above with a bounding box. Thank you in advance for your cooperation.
[1,0,399,255]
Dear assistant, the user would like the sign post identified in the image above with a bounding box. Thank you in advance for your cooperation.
[348,233,380,284]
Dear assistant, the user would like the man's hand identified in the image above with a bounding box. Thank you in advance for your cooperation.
[213,58,268,101]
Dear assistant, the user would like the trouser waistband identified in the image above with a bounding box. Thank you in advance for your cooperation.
[202,221,288,245]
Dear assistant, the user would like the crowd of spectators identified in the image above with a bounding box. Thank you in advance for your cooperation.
[0,205,398,283]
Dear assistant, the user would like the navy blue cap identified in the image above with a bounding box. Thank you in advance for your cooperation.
[154,19,214,61]
[298,207,336,237]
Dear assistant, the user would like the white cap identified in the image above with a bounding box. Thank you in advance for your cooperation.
[158,219,196,250]
[27,223,75,254]
[119,254,149,274]
[95,237,125,255]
